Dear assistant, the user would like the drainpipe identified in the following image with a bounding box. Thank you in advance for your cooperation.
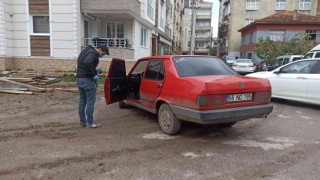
[293,9,298,21]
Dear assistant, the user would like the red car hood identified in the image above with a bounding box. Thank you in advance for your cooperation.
[185,75,271,94]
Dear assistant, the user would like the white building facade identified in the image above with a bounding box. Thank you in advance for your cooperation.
[0,0,176,71]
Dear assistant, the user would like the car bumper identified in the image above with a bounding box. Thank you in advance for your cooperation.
[170,104,273,125]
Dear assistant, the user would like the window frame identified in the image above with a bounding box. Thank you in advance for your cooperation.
[30,15,50,36]
[140,28,148,47]
[299,0,311,11]
[246,0,260,11]
[107,22,124,39]
[269,30,286,42]
[144,60,165,81]
[275,0,287,10]
[147,0,155,20]
[245,18,255,26]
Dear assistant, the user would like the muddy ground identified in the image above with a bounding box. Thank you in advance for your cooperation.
[1,81,320,180]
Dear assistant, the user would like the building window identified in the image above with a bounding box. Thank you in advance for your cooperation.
[32,16,50,34]
[306,30,320,42]
[299,0,311,10]
[141,28,147,47]
[107,22,124,38]
[249,32,253,43]
[275,0,286,10]
[269,30,285,42]
[245,18,255,25]
[246,0,260,11]
[147,0,154,19]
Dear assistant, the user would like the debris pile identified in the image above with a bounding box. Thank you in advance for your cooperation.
[0,70,78,95]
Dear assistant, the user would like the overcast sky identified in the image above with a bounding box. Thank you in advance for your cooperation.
[203,0,220,37]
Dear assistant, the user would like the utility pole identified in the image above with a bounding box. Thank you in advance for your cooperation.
[189,0,196,55]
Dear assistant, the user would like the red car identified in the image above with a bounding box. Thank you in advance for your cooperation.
[104,55,273,135]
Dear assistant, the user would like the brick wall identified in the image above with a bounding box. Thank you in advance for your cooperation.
[0,57,14,70]
[0,57,136,73]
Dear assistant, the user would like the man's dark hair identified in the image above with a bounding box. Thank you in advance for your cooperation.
[97,45,109,55]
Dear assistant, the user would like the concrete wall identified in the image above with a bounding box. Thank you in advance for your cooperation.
[4,0,29,57]
[51,0,80,58]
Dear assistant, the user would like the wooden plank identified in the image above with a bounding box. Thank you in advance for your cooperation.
[0,87,29,91]
[55,88,78,93]
[5,78,33,82]
[0,90,34,95]
[0,78,52,92]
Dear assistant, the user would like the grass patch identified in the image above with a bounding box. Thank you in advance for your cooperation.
[62,76,105,84]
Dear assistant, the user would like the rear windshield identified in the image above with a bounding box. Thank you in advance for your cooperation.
[173,56,237,77]
[236,60,251,63]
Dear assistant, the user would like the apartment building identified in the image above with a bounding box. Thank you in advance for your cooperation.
[218,0,320,59]
[239,11,320,60]
[182,0,213,55]
[0,0,176,71]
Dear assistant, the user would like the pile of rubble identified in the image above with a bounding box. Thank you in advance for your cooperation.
[0,70,78,95]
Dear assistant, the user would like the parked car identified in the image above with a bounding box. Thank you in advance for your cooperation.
[255,60,268,72]
[104,56,273,135]
[231,59,256,74]
[302,44,320,59]
[224,55,237,65]
[268,55,303,71]
[246,59,320,105]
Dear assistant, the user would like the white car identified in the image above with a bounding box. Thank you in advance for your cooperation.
[232,59,256,74]
[246,59,320,105]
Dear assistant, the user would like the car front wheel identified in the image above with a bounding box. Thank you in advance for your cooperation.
[118,101,126,108]
[158,103,181,135]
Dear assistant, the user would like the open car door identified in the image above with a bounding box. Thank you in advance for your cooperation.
[104,58,127,105]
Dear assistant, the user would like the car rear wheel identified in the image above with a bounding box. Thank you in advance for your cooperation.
[118,101,126,108]
[158,103,181,135]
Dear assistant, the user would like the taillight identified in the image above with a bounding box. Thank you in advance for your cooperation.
[197,95,226,106]
[254,91,271,103]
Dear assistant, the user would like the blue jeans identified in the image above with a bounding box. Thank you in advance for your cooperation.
[76,78,97,125]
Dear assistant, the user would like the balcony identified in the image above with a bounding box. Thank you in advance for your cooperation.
[195,26,211,31]
[196,15,212,20]
[81,0,140,18]
[83,38,134,59]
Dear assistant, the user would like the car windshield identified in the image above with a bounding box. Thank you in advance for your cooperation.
[173,56,237,77]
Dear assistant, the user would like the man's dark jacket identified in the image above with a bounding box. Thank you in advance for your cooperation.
[76,45,99,79]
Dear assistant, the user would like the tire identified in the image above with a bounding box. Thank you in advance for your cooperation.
[118,101,126,108]
[219,122,236,128]
[158,103,181,135]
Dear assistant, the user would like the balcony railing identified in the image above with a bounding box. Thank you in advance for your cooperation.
[84,38,130,48]
[195,26,211,30]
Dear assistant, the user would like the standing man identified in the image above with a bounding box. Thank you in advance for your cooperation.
[76,45,109,128]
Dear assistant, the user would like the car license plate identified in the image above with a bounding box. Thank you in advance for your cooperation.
[226,93,252,102]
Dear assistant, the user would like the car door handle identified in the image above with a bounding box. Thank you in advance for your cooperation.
[297,76,307,79]
[156,83,163,88]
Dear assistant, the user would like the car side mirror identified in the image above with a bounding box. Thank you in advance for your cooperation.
[273,70,280,74]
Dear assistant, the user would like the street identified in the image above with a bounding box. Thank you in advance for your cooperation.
[0,88,320,180]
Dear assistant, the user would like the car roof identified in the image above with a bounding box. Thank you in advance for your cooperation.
[277,55,303,58]
[290,58,320,62]
[138,55,219,60]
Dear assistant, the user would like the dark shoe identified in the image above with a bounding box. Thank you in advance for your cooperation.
[80,123,87,127]
[86,123,101,128]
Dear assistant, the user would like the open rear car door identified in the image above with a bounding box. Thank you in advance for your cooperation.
[104,58,127,105]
